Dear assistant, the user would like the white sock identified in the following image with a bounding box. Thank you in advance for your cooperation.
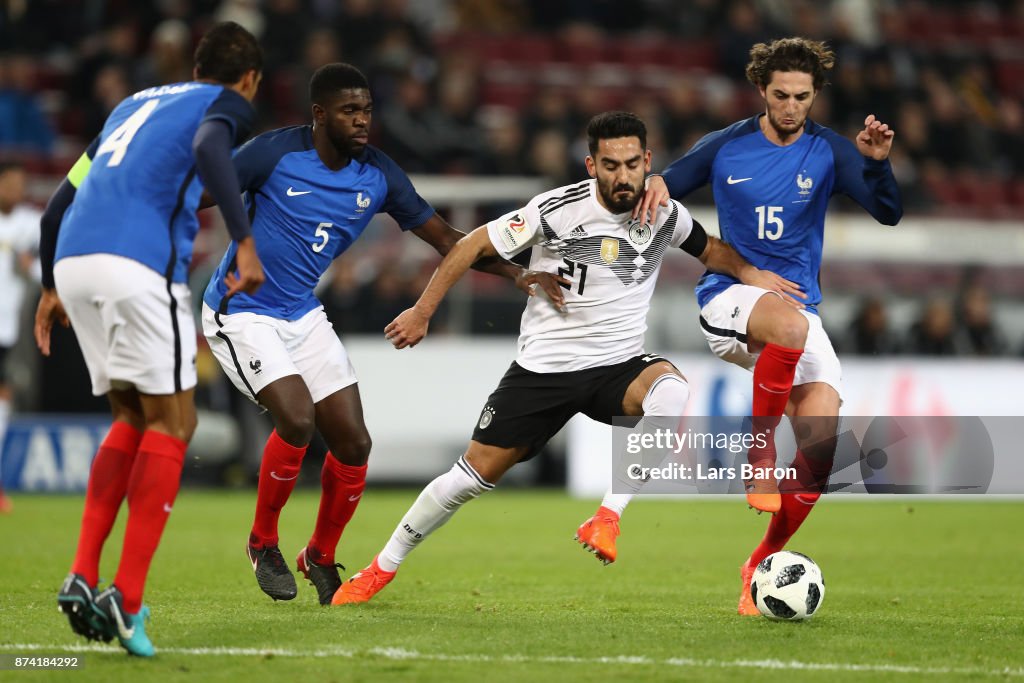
[600,374,691,519]
[377,455,494,572]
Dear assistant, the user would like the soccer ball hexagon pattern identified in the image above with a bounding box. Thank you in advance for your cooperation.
[750,550,825,621]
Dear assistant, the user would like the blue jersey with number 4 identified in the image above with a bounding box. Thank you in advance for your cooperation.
[203,125,435,320]
[660,115,902,313]
[55,82,254,282]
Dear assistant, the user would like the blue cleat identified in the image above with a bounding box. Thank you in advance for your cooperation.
[57,573,111,642]
[95,586,154,657]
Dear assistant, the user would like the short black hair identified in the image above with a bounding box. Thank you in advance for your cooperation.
[310,63,370,106]
[586,111,647,157]
[193,21,263,84]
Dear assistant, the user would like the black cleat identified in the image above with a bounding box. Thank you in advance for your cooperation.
[247,542,297,601]
[57,573,112,642]
[296,547,345,606]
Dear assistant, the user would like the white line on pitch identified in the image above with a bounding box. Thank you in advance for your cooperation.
[2,643,1022,676]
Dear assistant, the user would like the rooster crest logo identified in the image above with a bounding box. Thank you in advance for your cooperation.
[796,173,813,195]
[356,192,371,211]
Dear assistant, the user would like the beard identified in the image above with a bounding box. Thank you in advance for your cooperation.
[599,180,639,213]
[767,111,804,137]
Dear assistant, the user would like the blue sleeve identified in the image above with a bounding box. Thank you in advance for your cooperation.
[39,179,75,289]
[193,120,251,242]
[825,131,903,226]
[39,137,99,288]
[202,88,256,146]
[659,119,756,198]
[373,150,436,230]
[231,134,284,193]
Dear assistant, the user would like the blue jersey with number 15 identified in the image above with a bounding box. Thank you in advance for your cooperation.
[203,125,435,320]
[55,82,254,283]
[660,115,902,313]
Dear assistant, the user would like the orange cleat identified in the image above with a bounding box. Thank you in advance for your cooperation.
[574,506,620,565]
[738,559,760,616]
[331,556,396,605]
[744,473,781,514]
[0,492,11,514]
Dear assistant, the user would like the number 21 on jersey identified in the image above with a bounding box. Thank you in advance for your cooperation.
[755,205,784,240]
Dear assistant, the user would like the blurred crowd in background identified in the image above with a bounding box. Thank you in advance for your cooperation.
[1,0,1023,416]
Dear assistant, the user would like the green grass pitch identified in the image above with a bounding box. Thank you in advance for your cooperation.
[1,490,1022,682]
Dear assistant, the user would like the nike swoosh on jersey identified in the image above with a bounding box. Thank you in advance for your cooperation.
[726,176,753,184]
[348,493,362,502]
[163,503,173,513]
[270,471,299,481]
[286,187,312,196]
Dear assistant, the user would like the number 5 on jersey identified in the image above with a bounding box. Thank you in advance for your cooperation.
[312,222,332,253]
[755,205,784,240]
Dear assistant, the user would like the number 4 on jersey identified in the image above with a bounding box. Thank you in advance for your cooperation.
[95,99,160,167]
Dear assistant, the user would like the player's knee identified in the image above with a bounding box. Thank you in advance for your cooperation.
[641,374,690,416]
[274,405,316,446]
[773,312,809,349]
[332,431,372,466]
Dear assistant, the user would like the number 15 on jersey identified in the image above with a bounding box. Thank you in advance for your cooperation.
[755,205,784,240]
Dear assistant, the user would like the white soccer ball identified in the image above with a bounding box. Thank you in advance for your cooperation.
[751,550,825,621]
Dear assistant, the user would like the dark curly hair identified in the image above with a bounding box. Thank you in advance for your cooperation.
[745,37,835,91]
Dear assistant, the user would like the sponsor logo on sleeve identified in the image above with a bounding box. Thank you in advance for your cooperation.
[499,213,529,251]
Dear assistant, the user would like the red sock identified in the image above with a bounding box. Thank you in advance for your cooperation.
[307,454,367,564]
[748,448,832,566]
[251,430,307,548]
[748,344,803,469]
[113,430,186,613]
[71,421,142,586]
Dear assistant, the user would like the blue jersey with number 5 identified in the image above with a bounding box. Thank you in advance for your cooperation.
[203,125,435,320]
[660,115,902,313]
[55,82,254,282]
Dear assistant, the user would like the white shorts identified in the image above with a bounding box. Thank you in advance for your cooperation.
[699,284,842,396]
[54,254,197,396]
[201,303,357,405]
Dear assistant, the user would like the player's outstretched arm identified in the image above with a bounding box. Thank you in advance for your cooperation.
[385,226,496,349]
[411,215,567,307]
[699,236,806,308]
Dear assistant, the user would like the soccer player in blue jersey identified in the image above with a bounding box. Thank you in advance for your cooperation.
[200,63,563,606]
[580,37,902,615]
[34,22,265,655]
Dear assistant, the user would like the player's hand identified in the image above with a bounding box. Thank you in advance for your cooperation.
[741,268,807,309]
[634,175,671,226]
[515,269,570,312]
[225,236,265,297]
[385,306,430,349]
[34,288,69,357]
[855,114,895,161]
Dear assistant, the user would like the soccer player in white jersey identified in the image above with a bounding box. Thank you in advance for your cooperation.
[0,162,40,514]
[331,111,803,604]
